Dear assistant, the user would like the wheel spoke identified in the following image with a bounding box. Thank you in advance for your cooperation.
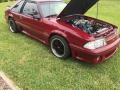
[52,39,65,56]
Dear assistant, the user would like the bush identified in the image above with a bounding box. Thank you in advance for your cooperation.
[0,0,2,3]
[4,0,8,2]
[0,0,7,3]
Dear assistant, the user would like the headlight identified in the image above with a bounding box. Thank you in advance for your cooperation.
[84,38,107,49]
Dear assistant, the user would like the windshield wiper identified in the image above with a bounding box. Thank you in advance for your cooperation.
[46,14,58,17]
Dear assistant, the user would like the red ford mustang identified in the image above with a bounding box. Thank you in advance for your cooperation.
[5,0,120,64]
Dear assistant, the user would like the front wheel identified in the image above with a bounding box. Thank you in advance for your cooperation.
[50,35,71,59]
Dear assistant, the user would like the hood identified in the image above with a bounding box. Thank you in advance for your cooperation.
[58,0,99,18]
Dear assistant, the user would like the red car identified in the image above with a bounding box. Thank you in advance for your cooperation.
[5,0,120,64]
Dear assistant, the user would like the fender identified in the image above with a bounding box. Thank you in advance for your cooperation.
[9,13,13,17]
[8,13,14,19]
[48,29,69,43]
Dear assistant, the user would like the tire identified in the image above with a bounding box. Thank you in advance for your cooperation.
[8,18,19,33]
[50,35,70,59]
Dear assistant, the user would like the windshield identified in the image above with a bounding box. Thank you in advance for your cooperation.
[39,1,66,17]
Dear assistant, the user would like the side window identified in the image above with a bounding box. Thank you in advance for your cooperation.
[22,2,39,17]
[11,1,24,13]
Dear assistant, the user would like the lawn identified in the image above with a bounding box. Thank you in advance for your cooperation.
[0,0,120,90]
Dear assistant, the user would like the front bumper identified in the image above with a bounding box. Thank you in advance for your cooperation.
[71,35,120,64]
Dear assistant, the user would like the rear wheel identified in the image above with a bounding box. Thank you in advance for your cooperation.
[8,18,19,33]
[50,35,70,59]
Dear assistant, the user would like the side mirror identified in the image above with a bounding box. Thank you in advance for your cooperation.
[32,15,41,20]
[28,9,41,20]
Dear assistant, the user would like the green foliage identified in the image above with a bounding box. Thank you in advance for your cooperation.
[0,1,120,90]
[0,0,16,3]
[1,0,6,3]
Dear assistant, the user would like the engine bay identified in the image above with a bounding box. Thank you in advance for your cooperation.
[63,15,114,35]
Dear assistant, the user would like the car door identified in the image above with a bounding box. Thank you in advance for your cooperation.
[10,0,25,27]
[19,1,46,41]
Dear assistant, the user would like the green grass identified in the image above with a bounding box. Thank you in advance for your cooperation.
[0,1,120,90]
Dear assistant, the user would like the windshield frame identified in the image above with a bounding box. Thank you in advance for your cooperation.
[38,1,66,18]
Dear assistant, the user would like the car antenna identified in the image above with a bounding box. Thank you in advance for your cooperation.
[96,1,99,19]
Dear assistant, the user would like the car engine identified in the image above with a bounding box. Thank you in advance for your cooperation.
[64,15,113,34]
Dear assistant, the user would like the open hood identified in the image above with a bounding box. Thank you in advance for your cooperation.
[57,0,99,18]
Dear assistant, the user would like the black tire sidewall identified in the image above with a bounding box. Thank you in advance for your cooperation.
[50,35,70,59]
[8,18,18,33]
